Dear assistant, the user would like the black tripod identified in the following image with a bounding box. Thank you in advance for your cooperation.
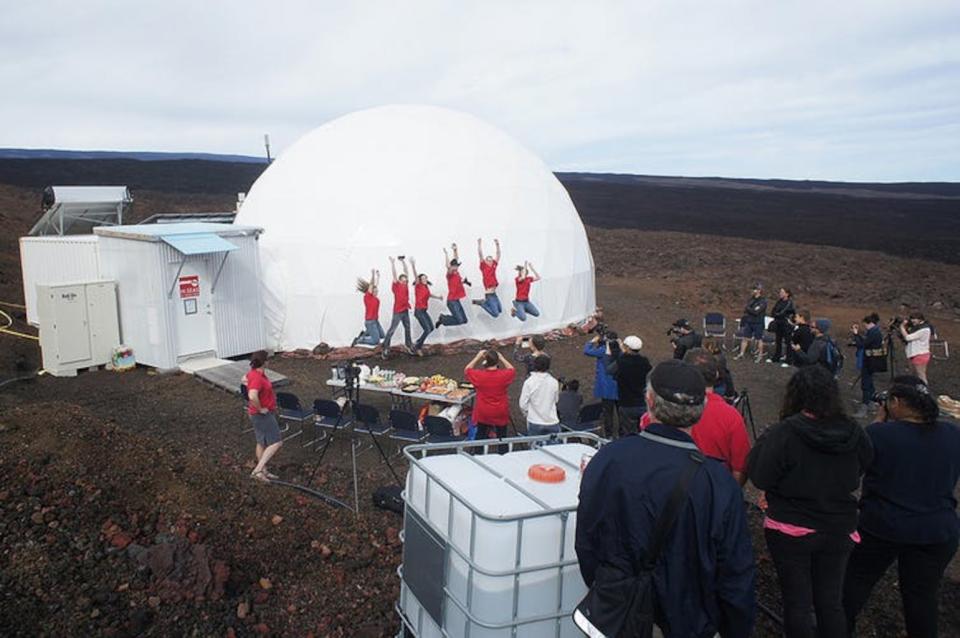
[307,367,402,513]
[733,389,758,440]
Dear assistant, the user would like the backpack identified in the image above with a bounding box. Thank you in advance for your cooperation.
[823,337,844,377]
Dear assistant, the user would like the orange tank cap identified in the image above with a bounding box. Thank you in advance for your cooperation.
[528,464,566,483]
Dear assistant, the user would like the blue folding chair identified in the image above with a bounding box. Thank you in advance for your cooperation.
[423,415,461,444]
[276,392,310,441]
[388,409,426,445]
[561,402,603,434]
[353,404,391,436]
[703,312,727,347]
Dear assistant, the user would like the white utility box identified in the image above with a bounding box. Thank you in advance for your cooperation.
[36,281,120,377]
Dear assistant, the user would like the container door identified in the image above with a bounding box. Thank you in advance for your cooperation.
[174,259,216,359]
[52,285,92,364]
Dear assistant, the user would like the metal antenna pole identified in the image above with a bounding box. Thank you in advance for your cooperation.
[264,134,272,163]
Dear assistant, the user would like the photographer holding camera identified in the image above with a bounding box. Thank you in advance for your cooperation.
[604,335,652,435]
[584,329,619,438]
[898,312,932,384]
[851,313,886,418]
[669,318,702,360]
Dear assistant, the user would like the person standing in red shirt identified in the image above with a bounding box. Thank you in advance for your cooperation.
[472,237,502,317]
[351,269,383,347]
[511,261,541,322]
[465,349,516,453]
[410,256,443,356]
[436,242,471,328]
[242,350,283,481]
[640,348,751,485]
[381,256,416,360]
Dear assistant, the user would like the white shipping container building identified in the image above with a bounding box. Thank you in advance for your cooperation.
[20,222,266,371]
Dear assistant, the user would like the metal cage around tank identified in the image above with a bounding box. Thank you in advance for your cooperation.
[396,432,606,638]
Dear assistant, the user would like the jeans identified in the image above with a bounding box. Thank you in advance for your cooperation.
[617,405,646,437]
[527,422,561,446]
[479,292,502,318]
[513,299,540,321]
[601,399,619,439]
[844,530,958,638]
[382,311,413,350]
[765,529,854,638]
[414,309,433,349]
[437,300,468,326]
[357,319,384,345]
[860,370,875,405]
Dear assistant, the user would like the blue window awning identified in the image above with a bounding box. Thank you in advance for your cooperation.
[161,232,238,255]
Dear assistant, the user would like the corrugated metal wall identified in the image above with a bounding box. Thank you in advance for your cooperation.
[19,236,100,326]
[99,237,179,369]
[210,234,265,357]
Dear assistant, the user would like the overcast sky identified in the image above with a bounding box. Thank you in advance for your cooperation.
[2,1,958,181]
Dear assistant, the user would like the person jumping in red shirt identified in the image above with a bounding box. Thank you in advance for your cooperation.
[511,261,541,321]
[410,256,443,356]
[472,237,502,317]
[464,348,516,454]
[351,268,383,346]
[381,256,416,359]
[436,242,471,328]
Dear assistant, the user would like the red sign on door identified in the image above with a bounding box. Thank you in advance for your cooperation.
[179,275,200,299]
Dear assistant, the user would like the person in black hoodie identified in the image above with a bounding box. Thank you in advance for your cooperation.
[747,366,873,638]
[791,309,815,365]
[770,287,796,365]
[850,313,886,419]
[844,377,960,638]
[604,334,652,435]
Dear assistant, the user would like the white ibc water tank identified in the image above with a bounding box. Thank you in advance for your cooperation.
[400,441,597,638]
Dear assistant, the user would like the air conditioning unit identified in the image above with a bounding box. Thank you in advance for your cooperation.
[36,281,120,377]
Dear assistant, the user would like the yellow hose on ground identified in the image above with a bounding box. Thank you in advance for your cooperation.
[0,309,39,341]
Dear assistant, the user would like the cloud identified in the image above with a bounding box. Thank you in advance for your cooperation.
[1,0,958,180]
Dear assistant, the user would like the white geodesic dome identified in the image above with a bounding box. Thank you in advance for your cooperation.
[235,105,595,350]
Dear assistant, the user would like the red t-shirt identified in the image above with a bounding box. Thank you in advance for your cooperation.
[245,368,276,415]
[392,280,410,313]
[640,392,750,474]
[414,282,430,310]
[465,367,516,426]
[363,291,380,321]
[447,271,466,301]
[515,276,533,301]
[480,260,499,289]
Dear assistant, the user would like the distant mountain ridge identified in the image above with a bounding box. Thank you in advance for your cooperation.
[0,148,267,164]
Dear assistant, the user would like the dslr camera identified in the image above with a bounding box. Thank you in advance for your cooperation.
[590,321,610,339]
[666,318,691,338]
[887,316,903,331]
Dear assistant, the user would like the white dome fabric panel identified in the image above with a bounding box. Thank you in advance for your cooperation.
[235,105,596,350]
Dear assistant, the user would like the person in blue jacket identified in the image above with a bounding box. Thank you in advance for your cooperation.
[584,331,619,438]
[851,313,886,418]
[576,360,756,637]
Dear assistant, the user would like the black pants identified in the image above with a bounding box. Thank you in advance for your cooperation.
[600,399,619,439]
[773,321,791,362]
[843,530,958,638]
[475,423,508,454]
[860,369,876,405]
[765,529,854,638]
[617,405,646,437]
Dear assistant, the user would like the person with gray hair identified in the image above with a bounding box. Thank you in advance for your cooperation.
[576,360,755,637]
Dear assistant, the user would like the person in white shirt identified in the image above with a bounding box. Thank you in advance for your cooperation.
[519,355,561,441]
[899,312,932,384]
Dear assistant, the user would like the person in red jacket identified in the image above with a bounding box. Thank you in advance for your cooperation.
[436,242,471,328]
[472,237,502,317]
[242,350,283,481]
[464,348,516,453]
[351,268,383,346]
[381,256,415,359]
[410,256,443,355]
[511,261,541,321]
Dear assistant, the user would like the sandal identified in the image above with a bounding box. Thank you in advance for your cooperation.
[264,471,279,480]
[250,470,270,483]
